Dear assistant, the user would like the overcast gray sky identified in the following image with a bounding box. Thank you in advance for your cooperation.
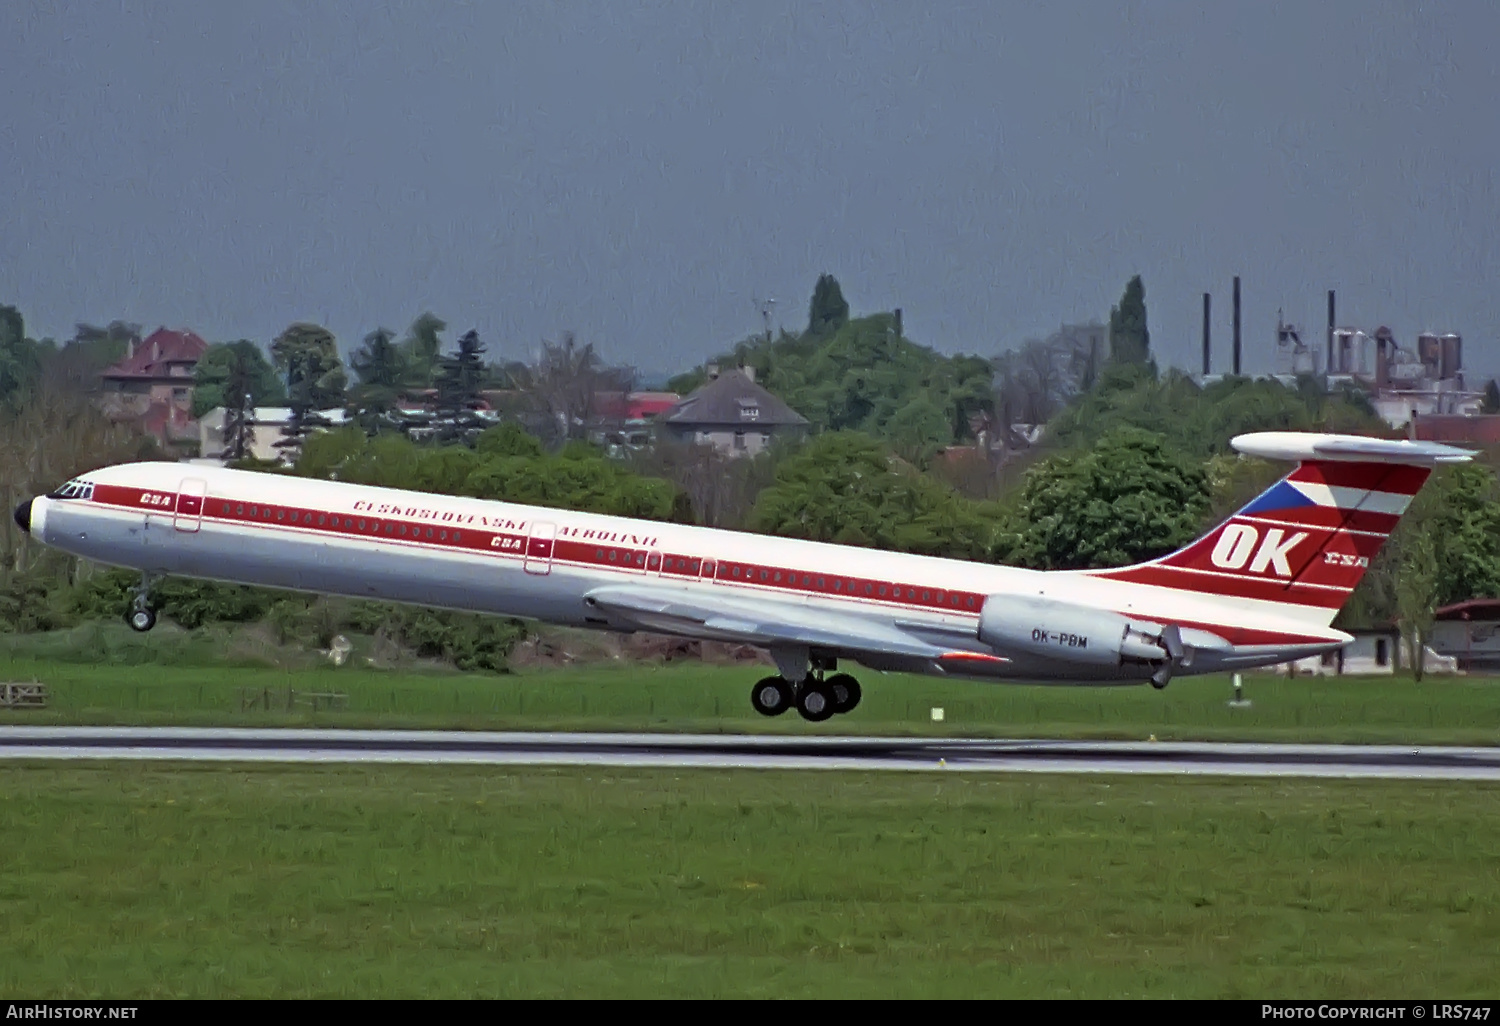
[3,1,1497,378]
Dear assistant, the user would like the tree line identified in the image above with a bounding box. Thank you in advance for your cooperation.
[5,271,1499,677]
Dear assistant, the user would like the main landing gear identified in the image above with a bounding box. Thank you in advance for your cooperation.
[750,668,863,722]
[126,572,160,632]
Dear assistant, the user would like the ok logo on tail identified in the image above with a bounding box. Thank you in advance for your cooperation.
[1209,523,1309,577]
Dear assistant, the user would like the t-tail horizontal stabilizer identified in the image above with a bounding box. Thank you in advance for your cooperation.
[1089,431,1474,628]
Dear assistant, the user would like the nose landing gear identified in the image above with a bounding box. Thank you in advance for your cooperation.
[126,572,161,632]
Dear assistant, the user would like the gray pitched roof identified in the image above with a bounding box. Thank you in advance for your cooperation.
[663,369,809,428]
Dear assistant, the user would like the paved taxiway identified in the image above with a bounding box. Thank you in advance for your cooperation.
[1,726,1499,779]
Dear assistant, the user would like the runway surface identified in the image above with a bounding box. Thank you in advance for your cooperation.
[2,726,1500,778]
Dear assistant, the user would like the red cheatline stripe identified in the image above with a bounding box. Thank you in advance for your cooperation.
[80,486,992,618]
[1090,565,1349,607]
[940,651,1009,663]
[1288,461,1430,495]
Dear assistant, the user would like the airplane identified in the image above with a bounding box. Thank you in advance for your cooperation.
[12,430,1471,722]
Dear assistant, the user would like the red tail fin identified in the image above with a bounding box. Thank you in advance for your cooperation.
[1089,432,1471,625]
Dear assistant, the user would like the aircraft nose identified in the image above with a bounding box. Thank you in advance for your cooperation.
[13,499,32,534]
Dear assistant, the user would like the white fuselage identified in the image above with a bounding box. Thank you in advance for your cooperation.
[24,462,1348,683]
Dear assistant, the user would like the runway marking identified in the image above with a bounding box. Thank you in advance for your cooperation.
[2,728,1499,780]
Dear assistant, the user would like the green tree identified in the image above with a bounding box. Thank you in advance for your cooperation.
[1426,465,1500,605]
[0,305,44,405]
[69,320,140,368]
[1004,429,1209,569]
[1341,463,1500,635]
[400,312,447,389]
[219,348,257,460]
[1047,370,1385,461]
[1108,275,1151,366]
[432,329,488,444]
[749,432,998,560]
[347,327,408,435]
[295,423,680,521]
[806,274,850,338]
[1392,523,1439,680]
[1483,380,1500,414]
[271,323,347,461]
[192,341,285,418]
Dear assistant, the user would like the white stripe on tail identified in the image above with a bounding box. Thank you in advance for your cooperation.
[1087,432,1473,627]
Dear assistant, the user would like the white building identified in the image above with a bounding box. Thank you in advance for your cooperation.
[197,407,350,464]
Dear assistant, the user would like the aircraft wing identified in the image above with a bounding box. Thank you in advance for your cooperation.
[582,584,959,663]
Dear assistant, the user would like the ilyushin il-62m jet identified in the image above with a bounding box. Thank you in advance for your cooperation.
[13,431,1471,722]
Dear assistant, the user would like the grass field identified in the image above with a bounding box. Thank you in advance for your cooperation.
[3,644,1500,744]
[1,763,1497,998]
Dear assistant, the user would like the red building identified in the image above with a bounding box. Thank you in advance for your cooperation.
[99,327,210,453]
[1411,414,1500,446]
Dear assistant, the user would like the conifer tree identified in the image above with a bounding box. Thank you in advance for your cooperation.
[1108,275,1151,366]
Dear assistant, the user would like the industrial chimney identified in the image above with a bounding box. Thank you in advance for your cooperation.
[1232,277,1241,376]
[1202,293,1211,375]
[1326,290,1335,377]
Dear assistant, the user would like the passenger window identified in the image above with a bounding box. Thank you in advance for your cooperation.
[317,515,326,526]
[222,503,231,514]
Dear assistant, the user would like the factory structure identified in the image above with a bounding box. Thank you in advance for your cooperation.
[1197,280,1496,442]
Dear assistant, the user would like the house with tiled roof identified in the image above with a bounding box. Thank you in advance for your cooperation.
[99,327,210,453]
[660,366,808,456]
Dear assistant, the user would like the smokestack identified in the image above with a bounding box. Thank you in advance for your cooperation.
[1327,290,1336,376]
[1202,293,1211,375]
[1232,276,1241,376]
[893,308,903,338]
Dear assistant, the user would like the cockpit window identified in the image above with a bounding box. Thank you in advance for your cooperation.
[46,479,95,500]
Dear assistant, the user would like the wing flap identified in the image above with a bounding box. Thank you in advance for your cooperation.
[584,584,953,661]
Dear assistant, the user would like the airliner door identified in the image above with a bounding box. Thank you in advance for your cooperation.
[524,522,556,575]
[174,478,207,533]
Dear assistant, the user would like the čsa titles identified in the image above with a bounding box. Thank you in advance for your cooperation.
[351,500,659,548]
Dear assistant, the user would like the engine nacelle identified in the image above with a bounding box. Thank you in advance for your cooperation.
[978,593,1170,667]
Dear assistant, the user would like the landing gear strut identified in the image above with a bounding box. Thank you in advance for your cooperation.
[749,660,862,721]
[126,572,160,633]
